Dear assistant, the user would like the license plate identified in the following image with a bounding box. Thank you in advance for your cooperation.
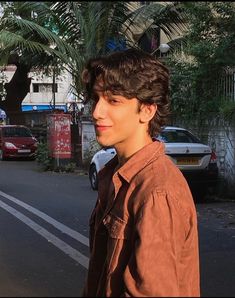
[18,149,31,153]
[176,157,199,165]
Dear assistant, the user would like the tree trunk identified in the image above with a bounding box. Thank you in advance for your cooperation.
[0,62,31,124]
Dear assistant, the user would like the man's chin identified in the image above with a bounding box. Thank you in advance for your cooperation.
[96,137,112,148]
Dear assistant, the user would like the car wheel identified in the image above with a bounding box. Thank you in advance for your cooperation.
[89,164,98,190]
[0,149,5,161]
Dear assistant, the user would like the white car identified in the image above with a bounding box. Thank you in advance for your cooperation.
[89,126,219,192]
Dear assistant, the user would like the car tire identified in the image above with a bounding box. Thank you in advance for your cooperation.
[89,164,98,190]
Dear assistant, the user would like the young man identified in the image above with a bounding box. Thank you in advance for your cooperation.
[82,49,200,297]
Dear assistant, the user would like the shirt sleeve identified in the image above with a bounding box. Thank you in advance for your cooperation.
[122,190,192,297]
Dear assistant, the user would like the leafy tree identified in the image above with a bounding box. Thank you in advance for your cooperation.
[0,1,186,122]
[169,2,235,120]
[0,1,71,120]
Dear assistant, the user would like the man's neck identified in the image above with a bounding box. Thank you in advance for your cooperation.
[115,135,153,169]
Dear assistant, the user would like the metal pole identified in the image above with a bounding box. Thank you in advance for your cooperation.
[52,67,56,110]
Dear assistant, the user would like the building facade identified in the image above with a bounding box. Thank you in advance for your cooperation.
[2,65,73,112]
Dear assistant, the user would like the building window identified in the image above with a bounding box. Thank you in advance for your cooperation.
[33,83,39,93]
[32,83,58,93]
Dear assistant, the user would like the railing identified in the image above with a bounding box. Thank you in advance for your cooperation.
[217,67,235,102]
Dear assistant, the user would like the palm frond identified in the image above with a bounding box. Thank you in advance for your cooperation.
[0,1,188,95]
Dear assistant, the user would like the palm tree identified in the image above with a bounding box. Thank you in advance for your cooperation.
[0,1,187,121]
[0,1,74,119]
[47,1,187,98]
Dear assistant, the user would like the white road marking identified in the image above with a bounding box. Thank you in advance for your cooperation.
[0,199,89,269]
[0,190,89,247]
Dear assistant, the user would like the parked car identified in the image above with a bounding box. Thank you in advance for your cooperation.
[89,126,219,194]
[0,125,38,160]
[89,147,116,190]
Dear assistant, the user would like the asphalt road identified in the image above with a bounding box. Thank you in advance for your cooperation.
[0,159,234,297]
[0,159,96,297]
[197,200,235,297]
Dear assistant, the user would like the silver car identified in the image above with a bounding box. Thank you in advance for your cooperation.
[89,126,219,193]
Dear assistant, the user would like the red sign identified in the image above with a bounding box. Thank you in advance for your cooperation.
[47,114,72,159]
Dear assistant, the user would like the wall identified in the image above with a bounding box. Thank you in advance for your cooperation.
[24,68,72,108]
[81,121,98,162]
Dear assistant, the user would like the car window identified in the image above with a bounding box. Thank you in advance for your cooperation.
[3,127,33,137]
[158,130,201,143]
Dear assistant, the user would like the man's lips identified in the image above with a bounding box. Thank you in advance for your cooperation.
[95,125,112,131]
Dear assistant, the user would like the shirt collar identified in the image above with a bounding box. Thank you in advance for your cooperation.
[99,140,165,183]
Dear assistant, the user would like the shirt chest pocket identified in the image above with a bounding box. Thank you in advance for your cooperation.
[102,213,132,274]
[103,213,131,240]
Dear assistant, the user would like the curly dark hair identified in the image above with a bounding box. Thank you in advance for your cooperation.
[81,48,170,136]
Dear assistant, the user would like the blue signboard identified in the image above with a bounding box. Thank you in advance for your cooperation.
[22,105,66,112]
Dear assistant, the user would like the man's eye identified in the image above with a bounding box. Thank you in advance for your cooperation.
[108,98,120,104]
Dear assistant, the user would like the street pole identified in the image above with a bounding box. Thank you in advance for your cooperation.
[52,66,56,110]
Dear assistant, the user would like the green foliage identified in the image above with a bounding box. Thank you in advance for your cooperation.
[0,69,7,101]
[64,162,76,173]
[0,1,186,98]
[36,142,76,172]
[168,2,235,121]
[52,161,76,173]
[168,60,195,119]
[168,55,233,122]
[36,142,53,171]
[219,100,235,120]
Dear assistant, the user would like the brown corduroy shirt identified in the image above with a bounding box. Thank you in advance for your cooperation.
[83,140,200,297]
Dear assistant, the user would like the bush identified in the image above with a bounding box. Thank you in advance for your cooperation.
[36,142,53,171]
[64,162,76,173]
[36,142,77,173]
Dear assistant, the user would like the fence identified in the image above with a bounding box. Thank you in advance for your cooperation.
[217,67,235,102]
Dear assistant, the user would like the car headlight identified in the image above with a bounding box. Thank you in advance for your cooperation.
[4,142,17,149]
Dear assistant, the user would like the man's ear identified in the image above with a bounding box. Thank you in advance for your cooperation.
[139,103,157,123]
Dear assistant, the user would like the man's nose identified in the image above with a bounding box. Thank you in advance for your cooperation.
[92,98,106,120]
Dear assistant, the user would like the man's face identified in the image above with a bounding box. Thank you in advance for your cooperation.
[92,90,144,150]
